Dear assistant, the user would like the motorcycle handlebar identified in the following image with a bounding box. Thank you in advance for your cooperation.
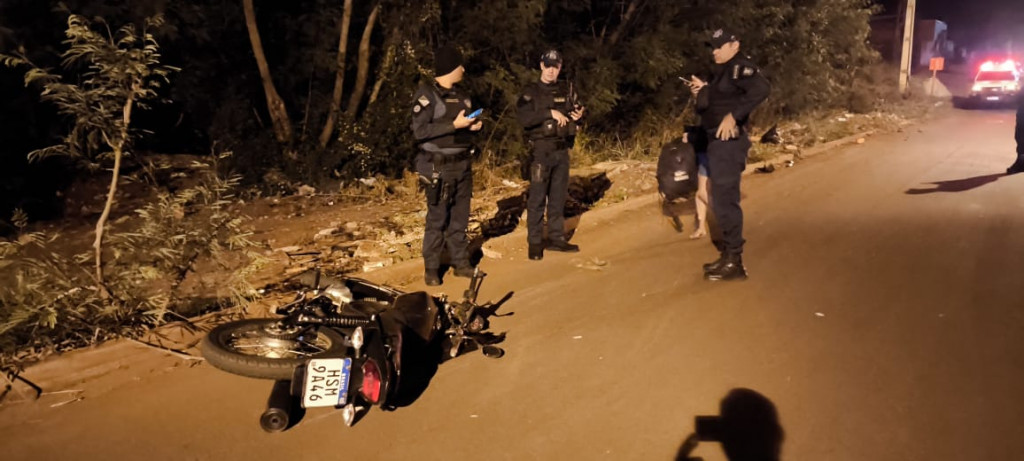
[463,268,486,304]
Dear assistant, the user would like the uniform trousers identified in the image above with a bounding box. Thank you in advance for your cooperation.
[706,135,750,256]
[417,155,473,270]
[527,140,570,247]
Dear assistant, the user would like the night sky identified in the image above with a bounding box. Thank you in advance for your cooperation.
[878,0,1024,49]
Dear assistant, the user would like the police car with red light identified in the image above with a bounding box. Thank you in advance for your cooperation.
[969,59,1021,104]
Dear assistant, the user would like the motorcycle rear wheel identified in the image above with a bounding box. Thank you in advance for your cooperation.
[202,319,348,380]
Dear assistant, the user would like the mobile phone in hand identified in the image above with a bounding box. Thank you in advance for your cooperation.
[467,108,483,119]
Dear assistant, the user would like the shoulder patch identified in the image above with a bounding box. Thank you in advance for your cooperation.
[733,64,758,79]
[417,95,431,107]
[413,104,422,113]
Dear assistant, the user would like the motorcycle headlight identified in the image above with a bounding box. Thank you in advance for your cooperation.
[322,285,353,308]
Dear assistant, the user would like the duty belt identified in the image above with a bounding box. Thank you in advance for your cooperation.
[530,138,569,151]
[432,150,471,165]
[421,142,471,165]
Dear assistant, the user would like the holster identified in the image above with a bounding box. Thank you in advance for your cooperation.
[421,174,441,206]
[519,143,534,181]
[440,179,455,205]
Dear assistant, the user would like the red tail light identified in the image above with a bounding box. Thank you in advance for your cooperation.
[360,359,382,403]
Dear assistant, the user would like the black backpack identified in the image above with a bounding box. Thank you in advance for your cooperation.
[656,137,698,201]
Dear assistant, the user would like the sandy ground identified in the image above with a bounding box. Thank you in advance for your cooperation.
[2,103,1023,460]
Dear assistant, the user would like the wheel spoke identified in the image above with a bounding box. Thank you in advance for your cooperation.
[224,327,333,359]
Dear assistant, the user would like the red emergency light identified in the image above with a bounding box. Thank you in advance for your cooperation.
[979,60,1018,72]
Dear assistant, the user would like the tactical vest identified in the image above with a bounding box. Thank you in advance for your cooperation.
[526,81,578,140]
[422,85,474,155]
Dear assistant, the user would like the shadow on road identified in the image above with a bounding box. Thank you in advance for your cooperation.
[387,292,513,409]
[952,96,974,110]
[905,173,1005,195]
[450,171,612,268]
[675,388,785,461]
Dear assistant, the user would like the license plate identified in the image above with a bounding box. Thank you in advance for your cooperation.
[301,358,351,408]
[986,96,1001,101]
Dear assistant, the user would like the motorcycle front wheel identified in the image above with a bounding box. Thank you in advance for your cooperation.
[202,319,348,380]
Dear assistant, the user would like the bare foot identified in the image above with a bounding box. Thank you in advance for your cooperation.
[689,223,706,239]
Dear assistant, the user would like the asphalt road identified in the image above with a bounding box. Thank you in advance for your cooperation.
[2,106,1022,461]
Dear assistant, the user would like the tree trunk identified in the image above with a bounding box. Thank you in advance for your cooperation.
[318,0,354,148]
[344,3,380,119]
[242,0,293,145]
[367,25,399,108]
[93,84,138,296]
[607,0,640,47]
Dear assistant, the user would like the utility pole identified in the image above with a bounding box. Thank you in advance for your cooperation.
[899,0,917,95]
[893,0,905,61]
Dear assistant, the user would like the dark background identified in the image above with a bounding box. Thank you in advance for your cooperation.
[1,0,1019,233]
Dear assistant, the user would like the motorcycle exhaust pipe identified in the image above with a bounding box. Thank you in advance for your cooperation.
[260,379,295,433]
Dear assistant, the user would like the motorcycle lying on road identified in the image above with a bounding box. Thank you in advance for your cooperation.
[201,257,508,432]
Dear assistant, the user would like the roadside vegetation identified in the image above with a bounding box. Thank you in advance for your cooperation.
[0,0,945,368]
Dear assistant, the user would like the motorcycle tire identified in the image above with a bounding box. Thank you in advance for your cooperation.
[202,319,348,380]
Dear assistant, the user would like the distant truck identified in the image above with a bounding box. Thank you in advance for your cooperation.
[969,59,1021,104]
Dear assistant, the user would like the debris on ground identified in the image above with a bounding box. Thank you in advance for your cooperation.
[572,257,608,271]
[481,247,503,260]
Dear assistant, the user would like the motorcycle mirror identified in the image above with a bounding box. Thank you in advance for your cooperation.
[482,345,504,359]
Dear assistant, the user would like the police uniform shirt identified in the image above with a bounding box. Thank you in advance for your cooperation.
[516,80,577,137]
[410,83,475,149]
[697,55,771,133]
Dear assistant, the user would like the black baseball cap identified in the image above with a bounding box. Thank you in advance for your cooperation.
[706,28,739,48]
[540,49,563,67]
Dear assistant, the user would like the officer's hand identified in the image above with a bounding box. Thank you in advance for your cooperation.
[716,113,738,141]
[570,106,585,121]
[688,75,707,96]
[470,121,483,131]
[551,109,570,127]
[453,110,473,129]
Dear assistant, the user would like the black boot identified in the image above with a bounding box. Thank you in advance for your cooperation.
[704,254,748,281]
[703,254,727,273]
[424,269,442,286]
[1007,157,1024,175]
[528,245,543,260]
[547,240,580,252]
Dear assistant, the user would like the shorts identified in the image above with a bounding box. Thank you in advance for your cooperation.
[697,151,709,177]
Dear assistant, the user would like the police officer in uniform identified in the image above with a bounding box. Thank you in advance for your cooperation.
[410,45,482,286]
[516,49,585,260]
[684,29,770,281]
[1007,90,1024,174]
